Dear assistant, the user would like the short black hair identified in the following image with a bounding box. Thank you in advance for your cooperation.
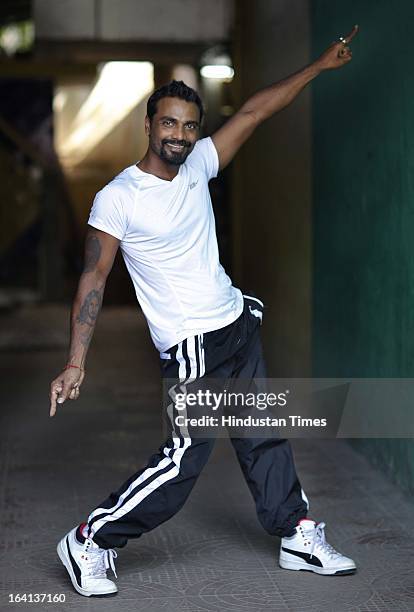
[147,80,204,124]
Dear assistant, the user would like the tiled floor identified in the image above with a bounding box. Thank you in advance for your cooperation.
[1,305,413,611]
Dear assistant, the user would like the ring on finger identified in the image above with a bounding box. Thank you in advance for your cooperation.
[339,36,347,44]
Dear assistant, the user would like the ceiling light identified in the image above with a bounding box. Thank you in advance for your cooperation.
[200,46,234,82]
[200,65,234,80]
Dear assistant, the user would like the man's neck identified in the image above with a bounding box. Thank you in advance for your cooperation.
[137,150,179,182]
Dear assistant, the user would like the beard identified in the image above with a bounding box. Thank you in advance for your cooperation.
[157,139,193,166]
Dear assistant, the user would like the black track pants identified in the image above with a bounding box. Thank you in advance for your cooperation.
[86,294,309,549]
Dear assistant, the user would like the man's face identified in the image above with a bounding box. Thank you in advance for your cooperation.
[146,97,200,166]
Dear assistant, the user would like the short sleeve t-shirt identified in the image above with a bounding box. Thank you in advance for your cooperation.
[88,137,244,353]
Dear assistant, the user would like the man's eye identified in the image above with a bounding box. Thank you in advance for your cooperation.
[163,120,173,126]
[186,124,197,130]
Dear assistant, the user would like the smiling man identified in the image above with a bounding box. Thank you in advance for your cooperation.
[51,26,359,597]
[145,97,199,168]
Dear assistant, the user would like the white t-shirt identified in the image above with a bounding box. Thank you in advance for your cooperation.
[88,136,244,353]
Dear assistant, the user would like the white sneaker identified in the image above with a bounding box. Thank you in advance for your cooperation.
[279,519,356,575]
[57,526,118,597]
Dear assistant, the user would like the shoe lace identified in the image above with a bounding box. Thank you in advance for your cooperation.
[309,522,340,559]
[84,546,118,579]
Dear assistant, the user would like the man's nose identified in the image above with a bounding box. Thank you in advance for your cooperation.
[172,125,185,141]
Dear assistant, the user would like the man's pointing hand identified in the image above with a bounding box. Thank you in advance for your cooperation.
[316,25,359,71]
[49,367,85,417]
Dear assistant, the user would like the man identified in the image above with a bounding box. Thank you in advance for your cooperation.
[50,25,359,597]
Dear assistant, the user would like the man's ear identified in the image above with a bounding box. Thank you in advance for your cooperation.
[144,115,151,136]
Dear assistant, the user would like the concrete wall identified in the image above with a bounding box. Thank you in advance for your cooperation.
[312,1,414,495]
[54,64,153,230]
[234,0,312,376]
[34,0,234,42]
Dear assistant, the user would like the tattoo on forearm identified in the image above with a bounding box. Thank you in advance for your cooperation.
[84,234,102,272]
[76,288,103,346]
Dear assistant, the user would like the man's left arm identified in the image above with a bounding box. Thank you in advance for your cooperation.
[212,25,359,171]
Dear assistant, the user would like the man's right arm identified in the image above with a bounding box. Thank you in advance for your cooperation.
[49,228,120,417]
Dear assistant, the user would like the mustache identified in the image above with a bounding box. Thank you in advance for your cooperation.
[162,139,191,148]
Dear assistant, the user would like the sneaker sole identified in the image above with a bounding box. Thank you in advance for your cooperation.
[57,538,118,597]
[279,557,356,576]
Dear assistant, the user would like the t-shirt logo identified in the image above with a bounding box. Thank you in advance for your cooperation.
[189,179,199,190]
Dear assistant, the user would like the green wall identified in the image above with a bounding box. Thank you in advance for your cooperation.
[312,1,414,494]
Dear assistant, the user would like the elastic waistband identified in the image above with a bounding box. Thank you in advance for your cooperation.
[243,293,264,308]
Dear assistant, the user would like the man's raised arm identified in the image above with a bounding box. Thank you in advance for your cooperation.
[49,228,119,417]
[212,25,359,171]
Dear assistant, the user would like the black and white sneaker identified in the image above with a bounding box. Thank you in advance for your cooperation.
[57,525,118,597]
[279,519,356,575]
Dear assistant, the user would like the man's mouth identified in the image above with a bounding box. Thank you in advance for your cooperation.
[166,143,185,152]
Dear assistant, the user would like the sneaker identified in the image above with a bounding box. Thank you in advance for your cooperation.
[57,526,118,597]
[279,519,356,575]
